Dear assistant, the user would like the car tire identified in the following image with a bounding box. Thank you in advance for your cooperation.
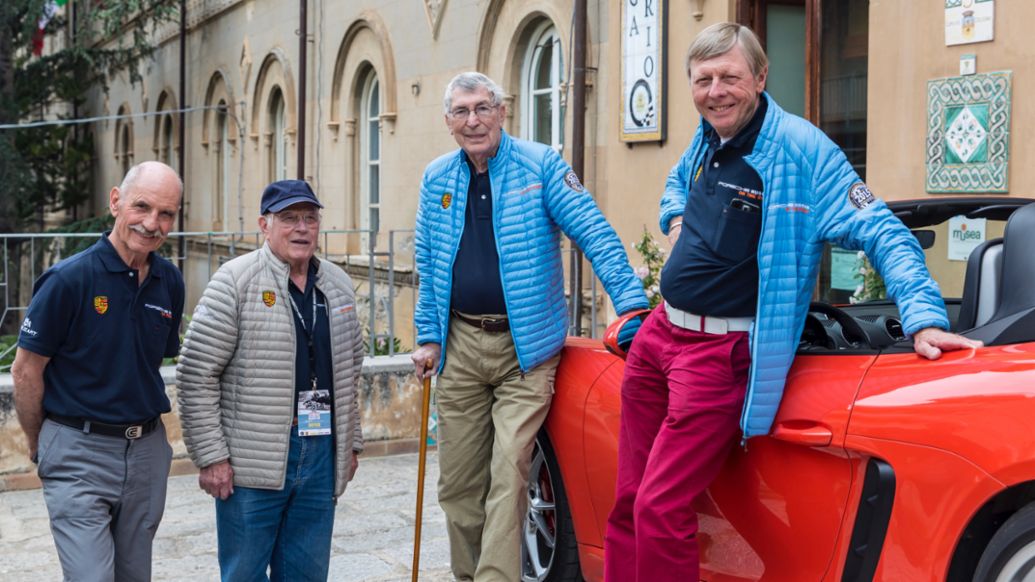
[522,429,582,582]
[973,501,1035,582]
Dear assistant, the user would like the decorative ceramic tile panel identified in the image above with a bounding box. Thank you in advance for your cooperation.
[926,71,1011,193]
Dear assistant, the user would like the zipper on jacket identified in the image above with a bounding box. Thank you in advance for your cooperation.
[739,154,767,439]
[436,158,471,375]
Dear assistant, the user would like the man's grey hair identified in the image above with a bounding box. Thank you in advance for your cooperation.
[443,72,508,114]
[686,22,768,78]
[119,161,184,198]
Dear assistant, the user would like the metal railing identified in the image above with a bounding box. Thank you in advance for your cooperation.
[0,230,607,371]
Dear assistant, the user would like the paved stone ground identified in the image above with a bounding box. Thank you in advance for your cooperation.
[0,452,454,581]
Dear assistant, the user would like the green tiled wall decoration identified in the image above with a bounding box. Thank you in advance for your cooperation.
[926,71,1011,193]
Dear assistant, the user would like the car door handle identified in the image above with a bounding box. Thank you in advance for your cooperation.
[770,422,833,446]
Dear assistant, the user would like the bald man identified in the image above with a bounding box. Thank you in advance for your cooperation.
[12,161,185,582]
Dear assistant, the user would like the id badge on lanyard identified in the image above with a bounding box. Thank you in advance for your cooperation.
[291,293,332,436]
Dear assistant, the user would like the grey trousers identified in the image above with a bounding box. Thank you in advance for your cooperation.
[37,418,173,582]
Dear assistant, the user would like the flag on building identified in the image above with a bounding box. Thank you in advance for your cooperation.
[33,0,69,56]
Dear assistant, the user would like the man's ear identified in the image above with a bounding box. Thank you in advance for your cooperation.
[109,187,121,216]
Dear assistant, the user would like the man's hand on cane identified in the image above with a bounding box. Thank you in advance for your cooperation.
[411,343,441,380]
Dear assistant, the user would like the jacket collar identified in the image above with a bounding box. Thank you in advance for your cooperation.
[455,129,513,174]
[260,242,322,286]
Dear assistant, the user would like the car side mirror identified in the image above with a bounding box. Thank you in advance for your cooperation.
[912,229,936,250]
[602,308,652,359]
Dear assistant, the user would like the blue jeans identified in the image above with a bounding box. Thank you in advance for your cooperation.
[215,431,335,582]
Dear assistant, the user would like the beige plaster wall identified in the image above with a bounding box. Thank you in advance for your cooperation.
[867,0,1035,202]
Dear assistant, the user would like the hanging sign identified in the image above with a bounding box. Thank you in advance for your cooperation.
[620,0,667,143]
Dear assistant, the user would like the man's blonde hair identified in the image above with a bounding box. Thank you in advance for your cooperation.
[686,22,768,77]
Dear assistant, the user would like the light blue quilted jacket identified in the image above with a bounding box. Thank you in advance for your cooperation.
[660,94,950,439]
[415,131,648,372]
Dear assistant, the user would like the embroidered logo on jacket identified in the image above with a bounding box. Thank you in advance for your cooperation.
[262,290,277,307]
[336,304,355,315]
[563,171,585,192]
[848,182,876,210]
[441,192,452,209]
[94,296,109,315]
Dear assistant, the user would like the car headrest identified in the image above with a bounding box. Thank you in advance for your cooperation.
[991,202,1035,321]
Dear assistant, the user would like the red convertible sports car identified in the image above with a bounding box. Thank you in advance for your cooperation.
[521,198,1035,582]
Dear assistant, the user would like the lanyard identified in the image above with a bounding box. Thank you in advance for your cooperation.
[288,292,319,390]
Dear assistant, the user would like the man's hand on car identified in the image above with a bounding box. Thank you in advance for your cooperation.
[913,327,983,360]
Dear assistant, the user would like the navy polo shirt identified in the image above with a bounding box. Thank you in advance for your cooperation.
[18,234,184,423]
[661,97,767,317]
[287,260,333,411]
[450,156,507,315]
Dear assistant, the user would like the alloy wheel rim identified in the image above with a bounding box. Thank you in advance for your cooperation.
[521,443,558,582]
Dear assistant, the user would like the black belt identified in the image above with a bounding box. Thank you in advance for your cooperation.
[48,414,160,440]
[452,311,510,333]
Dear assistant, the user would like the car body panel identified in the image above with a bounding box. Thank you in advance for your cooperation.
[548,347,880,580]
[535,199,1035,581]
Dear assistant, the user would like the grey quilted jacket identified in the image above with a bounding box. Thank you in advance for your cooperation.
[176,243,364,496]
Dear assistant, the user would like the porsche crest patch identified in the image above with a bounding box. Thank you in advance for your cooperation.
[848,182,876,210]
[563,171,585,192]
[93,296,108,315]
[262,290,277,308]
[441,192,452,209]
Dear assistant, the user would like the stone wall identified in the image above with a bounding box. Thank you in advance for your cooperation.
[0,355,430,485]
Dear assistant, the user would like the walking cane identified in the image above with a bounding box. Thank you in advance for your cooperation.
[411,362,433,582]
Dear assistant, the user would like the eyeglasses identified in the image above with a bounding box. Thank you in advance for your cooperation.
[448,103,498,122]
[273,211,321,227]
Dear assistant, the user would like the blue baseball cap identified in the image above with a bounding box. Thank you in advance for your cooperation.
[260,180,324,214]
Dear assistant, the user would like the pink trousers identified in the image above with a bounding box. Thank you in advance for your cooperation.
[603,305,750,582]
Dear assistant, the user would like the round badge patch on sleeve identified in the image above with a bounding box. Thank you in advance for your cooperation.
[564,171,585,193]
[848,182,876,210]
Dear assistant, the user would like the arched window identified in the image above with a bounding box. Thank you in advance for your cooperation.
[522,21,564,150]
[159,114,175,166]
[268,87,287,183]
[115,106,134,176]
[359,70,380,237]
[214,100,230,229]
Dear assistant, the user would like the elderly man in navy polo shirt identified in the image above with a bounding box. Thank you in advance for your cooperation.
[12,161,185,582]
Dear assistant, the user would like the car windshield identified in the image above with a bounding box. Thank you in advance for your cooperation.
[818,214,1008,312]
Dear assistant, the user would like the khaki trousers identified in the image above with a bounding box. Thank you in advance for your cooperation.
[436,315,559,582]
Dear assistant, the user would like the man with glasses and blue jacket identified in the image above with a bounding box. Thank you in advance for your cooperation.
[411,71,648,581]
[604,22,983,582]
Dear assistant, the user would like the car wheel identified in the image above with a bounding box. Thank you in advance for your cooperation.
[974,501,1035,581]
[521,430,582,582]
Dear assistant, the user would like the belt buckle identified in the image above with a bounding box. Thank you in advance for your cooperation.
[124,425,143,439]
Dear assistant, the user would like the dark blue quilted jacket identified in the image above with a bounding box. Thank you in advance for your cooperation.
[415,131,649,372]
[661,94,950,438]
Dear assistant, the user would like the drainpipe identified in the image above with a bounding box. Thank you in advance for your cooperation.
[297,0,307,180]
[177,0,186,271]
[571,0,587,335]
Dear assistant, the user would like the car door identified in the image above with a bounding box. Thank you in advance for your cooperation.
[696,353,876,580]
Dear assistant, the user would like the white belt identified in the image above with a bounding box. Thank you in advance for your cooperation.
[664,302,753,334]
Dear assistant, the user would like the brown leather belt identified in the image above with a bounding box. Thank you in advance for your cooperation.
[452,311,510,333]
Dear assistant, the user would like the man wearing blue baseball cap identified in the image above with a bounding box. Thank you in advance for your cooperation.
[177,180,366,581]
